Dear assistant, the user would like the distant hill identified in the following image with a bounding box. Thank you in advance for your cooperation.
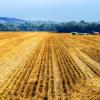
[0,17,100,33]
[0,17,58,25]
[0,17,59,31]
[0,17,27,24]
[30,20,59,25]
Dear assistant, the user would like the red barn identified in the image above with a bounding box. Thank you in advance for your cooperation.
[94,32,100,35]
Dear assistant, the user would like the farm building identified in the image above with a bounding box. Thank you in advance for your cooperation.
[92,31,100,35]
[94,32,100,35]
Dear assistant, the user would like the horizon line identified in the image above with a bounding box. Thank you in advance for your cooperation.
[0,16,100,22]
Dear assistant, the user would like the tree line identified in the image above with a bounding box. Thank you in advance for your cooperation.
[0,20,100,33]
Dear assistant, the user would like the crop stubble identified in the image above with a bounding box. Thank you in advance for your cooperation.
[0,32,100,99]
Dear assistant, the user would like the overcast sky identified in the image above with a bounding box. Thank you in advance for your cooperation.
[0,0,100,21]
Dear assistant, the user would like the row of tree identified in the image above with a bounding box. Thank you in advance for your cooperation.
[0,21,100,33]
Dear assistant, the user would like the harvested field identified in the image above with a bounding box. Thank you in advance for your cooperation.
[0,32,100,100]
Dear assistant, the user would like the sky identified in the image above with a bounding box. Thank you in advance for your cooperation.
[0,0,100,22]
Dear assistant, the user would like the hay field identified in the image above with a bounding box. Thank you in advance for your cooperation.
[0,32,100,100]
